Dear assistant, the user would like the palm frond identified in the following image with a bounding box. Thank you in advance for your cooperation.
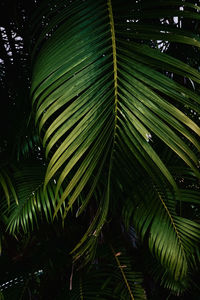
[66,240,146,300]
[71,177,110,264]
[28,3,200,280]
[31,0,200,219]
[108,244,146,300]
[0,161,64,234]
[122,183,200,284]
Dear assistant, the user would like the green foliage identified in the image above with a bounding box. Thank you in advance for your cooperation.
[0,161,67,234]
[61,240,146,300]
[0,0,200,298]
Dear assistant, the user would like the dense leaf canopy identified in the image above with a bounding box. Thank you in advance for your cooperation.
[0,0,200,299]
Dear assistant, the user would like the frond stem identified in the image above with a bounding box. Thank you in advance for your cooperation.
[107,0,118,150]
[110,244,135,300]
[157,191,185,256]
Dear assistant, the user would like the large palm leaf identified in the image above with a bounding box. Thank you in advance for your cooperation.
[29,0,200,289]
[31,0,200,205]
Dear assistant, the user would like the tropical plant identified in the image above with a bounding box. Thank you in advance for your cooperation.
[0,0,200,299]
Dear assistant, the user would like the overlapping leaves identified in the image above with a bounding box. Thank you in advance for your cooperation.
[31,0,200,216]
[0,162,64,234]
[30,0,200,290]
[122,180,200,290]
[66,242,146,300]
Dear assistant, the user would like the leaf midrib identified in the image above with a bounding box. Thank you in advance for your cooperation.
[157,190,186,261]
[107,0,118,154]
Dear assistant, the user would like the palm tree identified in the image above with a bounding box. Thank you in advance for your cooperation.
[0,0,200,299]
